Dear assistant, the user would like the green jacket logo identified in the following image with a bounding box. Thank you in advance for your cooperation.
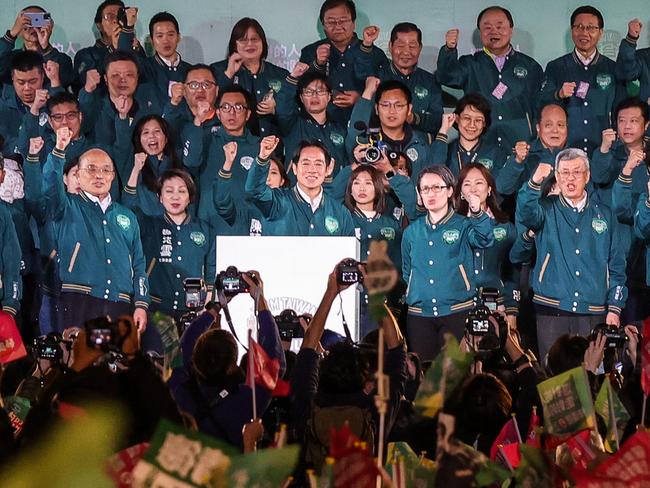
[414,85,429,99]
[190,231,206,246]
[513,66,528,78]
[116,214,131,231]
[325,216,339,234]
[478,158,493,169]
[268,79,282,93]
[380,227,396,240]
[330,132,344,146]
[596,73,612,89]
[493,226,507,241]
[442,229,460,244]
[592,218,608,234]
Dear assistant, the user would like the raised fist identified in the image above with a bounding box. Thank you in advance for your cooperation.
[600,128,617,153]
[628,18,643,38]
[28,136,44,156]
[56,127,72,151]
[170,81,184,106]
[316,43,331,66]
[445,29,459,49]
[558,82,576,99]
[225,52,244,78]
[84,69,101,93]
[290,61,310,79]
[362,25,380,46]
[532,162,553,184]
[513,141,530,163]
[259,136,279,160]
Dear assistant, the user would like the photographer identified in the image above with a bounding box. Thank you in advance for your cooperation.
[346,77,434,181]
[291,259,407,474]
[168,271,286,450]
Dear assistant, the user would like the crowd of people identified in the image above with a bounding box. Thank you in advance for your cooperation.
[0,0,649,485]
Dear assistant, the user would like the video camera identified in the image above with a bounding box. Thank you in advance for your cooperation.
[275,309,310,341]
[465,288,507,358]
[354,122,399,165]
[216,266,258,297]
[84,316,129,352]
[33,333,69,362]
[589,323,628,349]
[337,259,364,286]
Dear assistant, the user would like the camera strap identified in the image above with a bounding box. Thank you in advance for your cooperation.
[217,289,248,351]
[338,292,353,341]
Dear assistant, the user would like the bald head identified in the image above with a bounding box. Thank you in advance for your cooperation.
[78,148,115,199]
[537,104,568,150]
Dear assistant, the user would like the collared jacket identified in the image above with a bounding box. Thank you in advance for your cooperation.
[496,139,563,196]
[245,156,354,237]
[402,209,494,317]
[136,212,216,314]
[437,46,543,149]
[633,193,650,286]
[616,36,650,107]
[211,58,288,136]
[300,35,386,123]
[43,148,150,309]
[516,179,627,315]
[73,39,114,93]
[431,133,508,178]
[541,50,621,155]
[0,201,21,316]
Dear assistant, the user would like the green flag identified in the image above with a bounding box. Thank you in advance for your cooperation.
[152,311,183,375]
[228,445,299,487]
[594,376,630,453]
[536,366,596,438]
[414,334,474,418]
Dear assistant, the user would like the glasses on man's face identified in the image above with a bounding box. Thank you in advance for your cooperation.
[302,88,329,97]
[323,18,352,28]
[557,169,587,179]
[572,24,601,33]
[185,80,216,91]
[49,111,80,123]
[378,101,408,111]
[419,184,448,194]
[218,103,248,113]
[80,166,114,177]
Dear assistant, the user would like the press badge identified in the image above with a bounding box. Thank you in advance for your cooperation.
[492,81,508,100]
[576,81,589,99]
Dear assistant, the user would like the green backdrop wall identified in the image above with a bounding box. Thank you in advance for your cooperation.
[0,0,648,72]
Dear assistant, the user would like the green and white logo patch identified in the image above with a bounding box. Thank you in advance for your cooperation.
[414,85,429,99]
[406,147,419,161]
[190,231,206,246]
[592,218,608,234]
[513,66,528,78]
[478,158,494,169]
[596,73,612,89]
[116,214,131,231]
[330,132,344,146]
[380,227,396,240]
[268,79,282,93]
[240,156,254,170]
[442,229,460,244]
[325,216,339,234]
[493,226,507,241]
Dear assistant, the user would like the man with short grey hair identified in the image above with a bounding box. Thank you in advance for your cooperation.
[516,147,627,360]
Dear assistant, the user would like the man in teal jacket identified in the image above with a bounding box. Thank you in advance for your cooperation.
[615,18,650,114]
[246,137,354,236]
[0,157,22,318]
[540,6,621,156]
[516,148,627,360]
[437,6,543,149]
[43,127,149,330]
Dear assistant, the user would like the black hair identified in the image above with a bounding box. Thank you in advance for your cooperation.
[318,341,371,395]
[216,84,253,108]
[477,6,514,29]
[158,168,196,203]
[570,5,604,29]
[454,93,492,133]
[296,71,331,110]
[319,0,356,23]
[185,63,216,81]
[191,329,238,386]
[10,50,44,75]
[417,165,456,207]
[454,163,509,223]
[546,334,589,376]
[46,92,79,114]
[227,18,268,60]
[344,164,386,214]
[374,79,412,105]
[291,139,332,168]
[104,50,139,75]
[63,156,80,176]
[94,0,124,24]
[131,115,182,194]
[269,157,291,188]
[390,22,422,45]
[615,97,650,124]
[149,11,180,38]
[21,5,46,13]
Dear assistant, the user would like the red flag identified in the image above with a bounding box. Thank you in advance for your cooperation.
[272,378,291,397]
[526,406,541,448]
[329,424,379,488]
[496,443,522,470]
[642,317,650,396]
[490,417,521,460]
[564,429,595,471]
[246,337,280,391]
[105,442,150,488]
[0,312,26,364]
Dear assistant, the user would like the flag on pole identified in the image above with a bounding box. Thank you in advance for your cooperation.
[642,317,650,397]
[246,335,280,392]
[490,417,522,460]
[526,406,541,448]
[594,376,630,453]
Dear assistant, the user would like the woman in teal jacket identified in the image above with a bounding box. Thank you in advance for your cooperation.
[120,115,183,216]
[402,165,494,360]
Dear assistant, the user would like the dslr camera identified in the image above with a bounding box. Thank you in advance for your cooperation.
[216,266,257,297]
[589,323,628,349]
[465,288,507,358]
[33,333,66,362]
[337,259,364,286]
[275,309,309,341]
[84,316,128,352]
[177,278,207,334]
[354,123,398,165]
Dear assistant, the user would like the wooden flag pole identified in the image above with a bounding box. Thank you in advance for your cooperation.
[376,326,387,488]
[248,329,257,421]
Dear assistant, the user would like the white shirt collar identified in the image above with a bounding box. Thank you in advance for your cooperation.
[297,185,323,213]
[159,52,180,68]
[575,49,597,66]
[565,191,588,212]
[84,191,112,213]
